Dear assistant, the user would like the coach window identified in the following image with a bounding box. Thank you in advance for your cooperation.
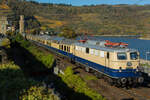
[130,52,138,60]
[117,52,127,60]
[64,46,66,51]
[61,45,64,50]
[107,52,109,59]
[61,45,63,50]
[86,48,89,54]
[67,46,68,52]
[67,46,70,52]
[69,47,70,52]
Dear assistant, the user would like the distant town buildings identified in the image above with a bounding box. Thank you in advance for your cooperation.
[0,16,8,34]
[0,15,25,35]
[19,15,24,34]
[0,16,16,35]
[0,3,15,35]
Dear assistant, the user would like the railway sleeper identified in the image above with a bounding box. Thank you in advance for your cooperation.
[93,71,103,79]
[75,62,87,70]
[75,63,83,69]
[85,67,90,72]
[68,58,75,64]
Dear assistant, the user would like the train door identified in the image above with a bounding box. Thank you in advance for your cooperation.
[106,52,110,67]
[105,52,110,74]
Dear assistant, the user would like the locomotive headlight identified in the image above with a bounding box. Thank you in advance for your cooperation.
[127,62,132,67]
[138,77,144,83]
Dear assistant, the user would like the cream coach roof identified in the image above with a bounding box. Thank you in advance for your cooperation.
[74,42,137,53]
[28,34,138,53]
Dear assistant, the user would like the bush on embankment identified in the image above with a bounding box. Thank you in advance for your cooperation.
[0,62,36,99]
[13,34,54,69]
[59,67,106,100]
[0,62,60,100]
[1,38,11,48]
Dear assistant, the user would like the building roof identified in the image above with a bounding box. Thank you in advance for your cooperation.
[74,42,137,52]
[0,4,12,16]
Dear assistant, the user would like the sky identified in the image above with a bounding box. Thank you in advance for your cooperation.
[33,0,150,6]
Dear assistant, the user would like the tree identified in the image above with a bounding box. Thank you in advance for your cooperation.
[1,38,11,48]
[6,30,15,36]
[31,28,41,35]
[59,27,77,39]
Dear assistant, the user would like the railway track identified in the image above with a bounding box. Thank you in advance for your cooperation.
[123,89,149,100]
[76,67,150,100]
[32,41,150,100]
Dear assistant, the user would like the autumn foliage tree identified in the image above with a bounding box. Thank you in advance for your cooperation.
[58,27,77,39]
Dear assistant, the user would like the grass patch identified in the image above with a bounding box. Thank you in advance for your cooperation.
[27,45,54,69]
[35,15,66,28]
[59,66,106,100]
[13,34,54,69]
[84,75,98,81]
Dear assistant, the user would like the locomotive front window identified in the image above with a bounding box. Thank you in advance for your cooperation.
[117,52,127,60]
[130,52,138,60]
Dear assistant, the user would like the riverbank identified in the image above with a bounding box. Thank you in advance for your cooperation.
[90,34,150,40]
[139,37,150,40]
[140,59,150,65]
[91,34,141,37]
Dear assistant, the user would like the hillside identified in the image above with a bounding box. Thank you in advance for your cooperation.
[0,4,12,16]
[34,16,66,29]
[29,3,150,35]
[2,0,150,35]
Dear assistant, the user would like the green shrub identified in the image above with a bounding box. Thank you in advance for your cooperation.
[26,46,54,69]
[15,34,24,42]
[1,38,11,48]
[0,62,39,100]
[41,55,54,68]
[84,75,98,81]
[20,86,60,100]
[0,62,60,100]
[13,34,54,69]
[59,67,105,100]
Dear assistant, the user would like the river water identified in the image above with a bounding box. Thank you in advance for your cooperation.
[78,36,150,60]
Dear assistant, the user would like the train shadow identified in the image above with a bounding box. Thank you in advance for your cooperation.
[10,41,92,100]
[121,98,134,100]
[142,82,150,88]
